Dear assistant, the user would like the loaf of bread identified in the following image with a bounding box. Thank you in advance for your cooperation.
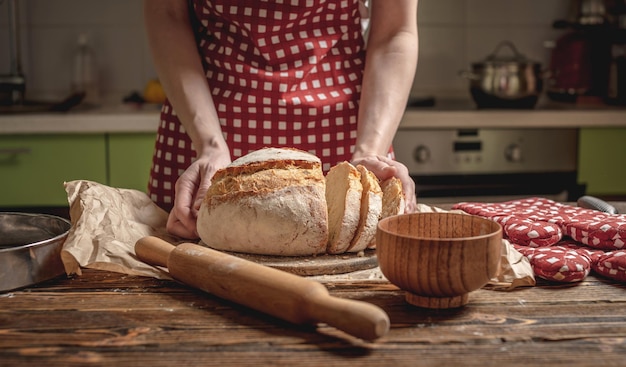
[346,165,383,253]
[197,147,329,256]
[325,161,363,254]
[197,148,407,257]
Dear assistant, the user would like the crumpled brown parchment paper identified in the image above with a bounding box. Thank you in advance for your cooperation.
[61,180,176,279]
[61,180,535,290]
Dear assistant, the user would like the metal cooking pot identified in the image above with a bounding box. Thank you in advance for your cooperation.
[460,41,544,109]
[0,212,71,292]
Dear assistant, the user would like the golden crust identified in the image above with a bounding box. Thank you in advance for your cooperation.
[212,159,321,182]
[207,165,324,198]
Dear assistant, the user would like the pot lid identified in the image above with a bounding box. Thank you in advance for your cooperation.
[483,41,532,63]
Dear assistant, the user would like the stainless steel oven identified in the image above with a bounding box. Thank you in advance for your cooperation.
[393,128,586,204]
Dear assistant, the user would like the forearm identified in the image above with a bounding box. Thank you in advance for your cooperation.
[354,0,418,158]
[143,0,227,157]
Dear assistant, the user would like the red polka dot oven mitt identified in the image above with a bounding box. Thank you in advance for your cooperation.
[452,197,626,283]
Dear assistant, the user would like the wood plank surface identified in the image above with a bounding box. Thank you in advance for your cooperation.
[1,269,626,367]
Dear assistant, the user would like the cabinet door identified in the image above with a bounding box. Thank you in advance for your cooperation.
[0,134,107,206]
[578,128,626,196]
[108,133,156,193]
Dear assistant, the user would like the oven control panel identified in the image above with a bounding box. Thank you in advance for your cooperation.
[393,128,578,175]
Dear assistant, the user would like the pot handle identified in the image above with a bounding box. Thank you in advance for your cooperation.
[458,70,480,80]
[486,40,527,62]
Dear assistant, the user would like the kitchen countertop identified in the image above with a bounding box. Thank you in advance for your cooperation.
[401,99,626,129]
[0,104,162,135]
[1,99,625,135]
[1,202,626,366]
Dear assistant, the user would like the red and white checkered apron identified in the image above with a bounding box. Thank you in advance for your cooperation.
[148,0,366,210]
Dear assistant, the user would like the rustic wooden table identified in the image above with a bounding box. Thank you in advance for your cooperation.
[1,268,625,367]
[2,201,625,366]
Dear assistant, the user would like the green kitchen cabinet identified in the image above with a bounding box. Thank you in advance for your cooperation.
[0,134,107,206]
[107,133,156,193]
[1,127,623,209]
[578,128,626,197]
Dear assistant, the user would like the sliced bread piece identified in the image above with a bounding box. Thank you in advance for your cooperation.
[325,161,363,254]
[368,177,405,249]
[380,176,405,219]
[346,165,383,253]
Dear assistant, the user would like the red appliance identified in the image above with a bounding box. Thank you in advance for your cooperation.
[547,0,613,102]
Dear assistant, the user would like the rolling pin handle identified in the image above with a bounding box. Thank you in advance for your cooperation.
[135,236,176,267]
[306,293,390,340]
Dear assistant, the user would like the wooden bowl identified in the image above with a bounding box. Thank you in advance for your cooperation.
[376,212,502,309]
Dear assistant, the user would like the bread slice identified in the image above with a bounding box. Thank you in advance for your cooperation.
[197,147,329,256]
[380,176,405,219]
[346,165,382,253]
[325,161,363,254]
[368,177,405,249]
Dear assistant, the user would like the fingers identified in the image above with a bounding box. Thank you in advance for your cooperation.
[391,161,417,213]
[401,174,418,213]
[175,175,200,232]
[167,165,202,239]
[166,211,198,239]
[352,155,418,213]
[166,154,230,239]
[192,170,213,214]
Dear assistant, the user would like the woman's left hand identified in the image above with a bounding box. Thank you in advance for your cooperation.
[351,155,417,213]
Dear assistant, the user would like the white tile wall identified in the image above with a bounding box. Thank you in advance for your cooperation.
[0,0,572,104]
[414,0,571,99]
[0,0,153,103]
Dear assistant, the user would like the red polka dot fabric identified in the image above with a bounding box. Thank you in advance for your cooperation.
[148,0,367,210]
[593,250,626,282]
[453,197,626,283]
[513,244,592,283]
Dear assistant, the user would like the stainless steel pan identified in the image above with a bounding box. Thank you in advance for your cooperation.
[0,212,71,292]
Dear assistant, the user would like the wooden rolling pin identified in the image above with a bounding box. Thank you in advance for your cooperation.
[135,236,390,340]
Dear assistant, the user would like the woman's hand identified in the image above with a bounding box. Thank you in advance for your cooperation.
[166,151,231,239]
[145,0,231,238]
[351,0,418,213]
[351,154,417,213]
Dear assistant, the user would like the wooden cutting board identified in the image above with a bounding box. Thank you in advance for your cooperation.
[205,245,378,276]
[225,251,378,276]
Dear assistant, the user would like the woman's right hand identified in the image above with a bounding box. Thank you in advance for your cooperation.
[352,154,417,214]
[166,151,231,239]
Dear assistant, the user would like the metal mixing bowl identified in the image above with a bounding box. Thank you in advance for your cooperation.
[0,212,71,292]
